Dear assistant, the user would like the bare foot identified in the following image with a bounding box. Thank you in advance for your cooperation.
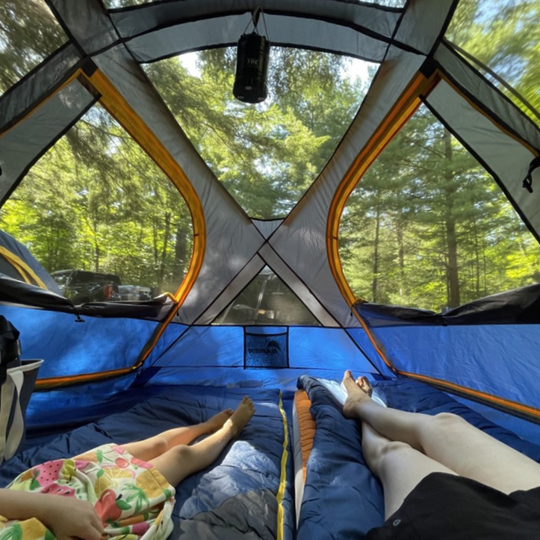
[204,409,234,432]
[226,397,255,437]
[342,370,372,419]
[356,376,373,397]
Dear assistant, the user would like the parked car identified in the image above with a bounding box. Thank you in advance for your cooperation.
[51,269,121,304]
[137,286,152,301]
[118,285,153,301]
[118,285,140,301]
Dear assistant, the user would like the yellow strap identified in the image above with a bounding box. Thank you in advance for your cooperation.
[276,391,289,540]
[0,246,47,289]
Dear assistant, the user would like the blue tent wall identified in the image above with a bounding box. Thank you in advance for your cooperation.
[4,301,540,447]
[0,305,158,379]
[364,324,540,409]
[137,325,378,388]
[452,395,540,447]
[347,328,394,378]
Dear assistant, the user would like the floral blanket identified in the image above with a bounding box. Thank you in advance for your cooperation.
[0,443,175,539]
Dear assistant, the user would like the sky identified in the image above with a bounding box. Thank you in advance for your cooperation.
[178,50,374,86]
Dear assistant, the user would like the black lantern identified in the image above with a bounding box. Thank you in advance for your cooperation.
[233,9,270,103]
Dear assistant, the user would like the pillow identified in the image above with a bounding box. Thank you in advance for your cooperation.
[316,377,387,407]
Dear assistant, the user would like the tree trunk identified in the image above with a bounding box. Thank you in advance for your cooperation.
[396,221,405,297]
[443,128,460,308]
[158,212,171,289]
[93,218,100,272]
[372,206,381,302]
[473,220,480,297]
[172,220,188,279]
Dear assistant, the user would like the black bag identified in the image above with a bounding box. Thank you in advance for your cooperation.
[0,316,42,463]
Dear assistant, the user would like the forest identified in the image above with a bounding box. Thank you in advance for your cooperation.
[0,0,539,311]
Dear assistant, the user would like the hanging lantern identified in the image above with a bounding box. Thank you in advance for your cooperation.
[233,9,270,104]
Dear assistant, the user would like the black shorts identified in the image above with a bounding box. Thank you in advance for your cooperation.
[367,472,540,540]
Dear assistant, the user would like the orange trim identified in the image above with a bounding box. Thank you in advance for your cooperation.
[294,390,316,482]
[326,66,540,418]
[36,366,134,390]
[399,370,540,421]
[326,70,441,372]
[132,300,183,371]
[86,69,205,304]
[438,72,540,157]
[354,309,396,371]
[350,306,540,421]
[36,299,182,389]
[0,69,85,139]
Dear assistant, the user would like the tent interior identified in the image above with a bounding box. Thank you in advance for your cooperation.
[1,0,540,537]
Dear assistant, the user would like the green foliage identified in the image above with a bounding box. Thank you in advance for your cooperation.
[0,0,66,94]
[339,106,540,311]
[1,3,539,311]
[0,105,193,294]
[146,48,371,218]
[447,0,540,126]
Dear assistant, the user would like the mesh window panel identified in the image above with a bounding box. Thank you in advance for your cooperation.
[145,47,377,219]
[446,0,540,128]
[0,103,193,302]
[0,0,67,95]
[339,103,540,312]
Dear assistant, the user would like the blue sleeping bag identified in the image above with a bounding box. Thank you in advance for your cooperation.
[296,376,540,539]
[0,385,295,540]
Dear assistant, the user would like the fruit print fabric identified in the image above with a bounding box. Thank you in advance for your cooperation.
[0,444,175,539]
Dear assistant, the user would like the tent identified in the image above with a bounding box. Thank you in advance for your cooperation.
[1,0,540,530]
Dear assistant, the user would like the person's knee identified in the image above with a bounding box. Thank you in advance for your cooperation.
[152,436,169,456]
[432,412,467,430]
[369,440,413,471]
[169,444,195,464]
[421,413,467,442]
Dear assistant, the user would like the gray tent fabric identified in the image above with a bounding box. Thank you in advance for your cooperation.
[109,1,403,43]
[251,220,283,240]
[0,0,538,331]
[425,81,540,237]
[0,43,82,134]
[268,46,425,328]
[434,42,540,151]
[394,0,458,54]
[92,45,267,324]
[125,13,391,64]
[48,0,119,54]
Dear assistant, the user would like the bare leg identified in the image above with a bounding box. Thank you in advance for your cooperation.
[343,371,540,494]
[121,409,234,461]
[362,422,456,519]
[149,397,255,486]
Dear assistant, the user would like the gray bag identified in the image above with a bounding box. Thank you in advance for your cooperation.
[0,316,42,464]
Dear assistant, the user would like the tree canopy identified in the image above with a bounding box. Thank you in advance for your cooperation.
[0,0,66,95]
[0,105,193,294]
[145,48,372,218]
